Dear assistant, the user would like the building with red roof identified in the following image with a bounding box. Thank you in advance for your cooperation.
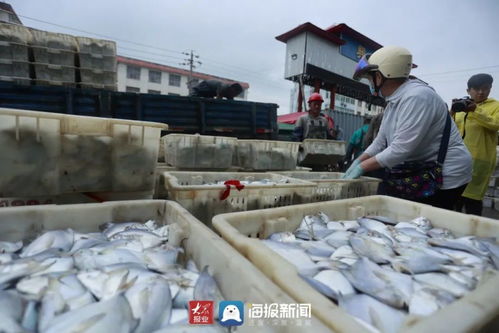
[117,55,249,99]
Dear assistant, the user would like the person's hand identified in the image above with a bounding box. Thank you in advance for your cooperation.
[342,163,365,179]
[464,101,477,112]
[341,159,360,179]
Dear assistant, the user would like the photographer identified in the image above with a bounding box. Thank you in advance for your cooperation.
[343,46,472,210]
[453,73,499,216]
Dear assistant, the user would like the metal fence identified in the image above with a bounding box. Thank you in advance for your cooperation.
[326,109,365,142]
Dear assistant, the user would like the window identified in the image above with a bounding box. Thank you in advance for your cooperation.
[149,70,161,83]
[169,74,181,87]
[168,93,180,96]
[357,100,362,106]
[126,86,140,93]
[237,90,245,99]
[127,66,140,80]
[148,89,161,94]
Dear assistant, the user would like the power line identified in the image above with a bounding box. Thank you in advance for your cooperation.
[180,50,202,92]
[419,65,499,77]
[18,12,283,87]
[118,46,185,61]
[18,13,184,56]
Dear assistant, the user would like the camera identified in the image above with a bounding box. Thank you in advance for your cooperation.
[451,96,474,112]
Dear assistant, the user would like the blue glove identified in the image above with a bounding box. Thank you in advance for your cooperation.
[342,160,365,179]
[342,159,360,178]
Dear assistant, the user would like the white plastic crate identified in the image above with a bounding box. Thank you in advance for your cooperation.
[0,108,167,197]
[76,36,116,71]
[235,139,300,171]
[0,200,330,333]
[298,139,346,165]
[0,190,154,208]
[0,59,30,84]
[163,134,237,170]
[276,171,381,202]
[213,195,499,332]
[33,63,75,86]
[158,171,317,225]
[79,68,116,87]
[0,23,31,62]
[30,28,77,67]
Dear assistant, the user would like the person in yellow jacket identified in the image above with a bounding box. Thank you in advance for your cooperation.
[453,73,499,215]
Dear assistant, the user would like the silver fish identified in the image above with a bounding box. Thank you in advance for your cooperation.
[143,246,183,273]
[101,222,150,238]
[364,215,399,225]
[342,258,407,308]
[168,309,188,326]
[350,235,395,264]
[393,244,451,274]
[109,229,165,249]
[295,218,328,240]
[427,228,455,239]
[22,300,38,332]
[357,218,396,244]
[125,277,172,333]
[479,240,499,269]
[269,232,296,243]
[21,229,75,258]
[0,290,26,333]
[0,253,15,264]
[330,245,359,266]
[413,273,470,297]
[409,217,433,231]
[73,247,145,270]
[338,293,407,333]
[43,294,137,333]
[262,240,319,276]
[311,269,355,299]
[193,266,223,304]
[324,231,353,248]
[408,287,440,316]
[300,240,336,258]
[429,236,489,257]
[441,265,479,289]
[434,247,486,267]
[0,241,23,254]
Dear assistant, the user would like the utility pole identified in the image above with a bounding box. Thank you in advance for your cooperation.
[181,50,201,93]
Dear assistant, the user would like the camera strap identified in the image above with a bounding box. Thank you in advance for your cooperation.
[462,113,469,140]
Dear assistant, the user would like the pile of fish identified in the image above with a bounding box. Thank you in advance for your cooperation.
[265,213,499,333]
[0,221,225,333]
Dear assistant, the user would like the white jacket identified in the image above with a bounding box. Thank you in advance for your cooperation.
[364,78,472,189]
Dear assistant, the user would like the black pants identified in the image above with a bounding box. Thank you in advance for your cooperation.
[411,184,467,210]
[454,196,483,216]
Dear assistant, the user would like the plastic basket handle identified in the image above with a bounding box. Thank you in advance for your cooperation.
[220,180,245,200]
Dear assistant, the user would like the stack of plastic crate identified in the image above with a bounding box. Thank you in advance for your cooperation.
[0,23,31,85]
[76,36,117,90]
[30,28,77,86]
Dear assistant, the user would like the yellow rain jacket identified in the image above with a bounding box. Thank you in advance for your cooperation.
[454,98,499,200]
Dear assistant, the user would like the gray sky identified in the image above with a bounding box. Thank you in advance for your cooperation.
[10,0,499,114]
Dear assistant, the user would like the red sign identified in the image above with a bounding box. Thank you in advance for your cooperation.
[188,301,214,325]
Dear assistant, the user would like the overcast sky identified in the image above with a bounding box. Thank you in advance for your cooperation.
[10,0,499,114]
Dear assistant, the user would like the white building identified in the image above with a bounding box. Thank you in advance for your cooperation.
[0,2,22,25]
[117,56,249,100]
